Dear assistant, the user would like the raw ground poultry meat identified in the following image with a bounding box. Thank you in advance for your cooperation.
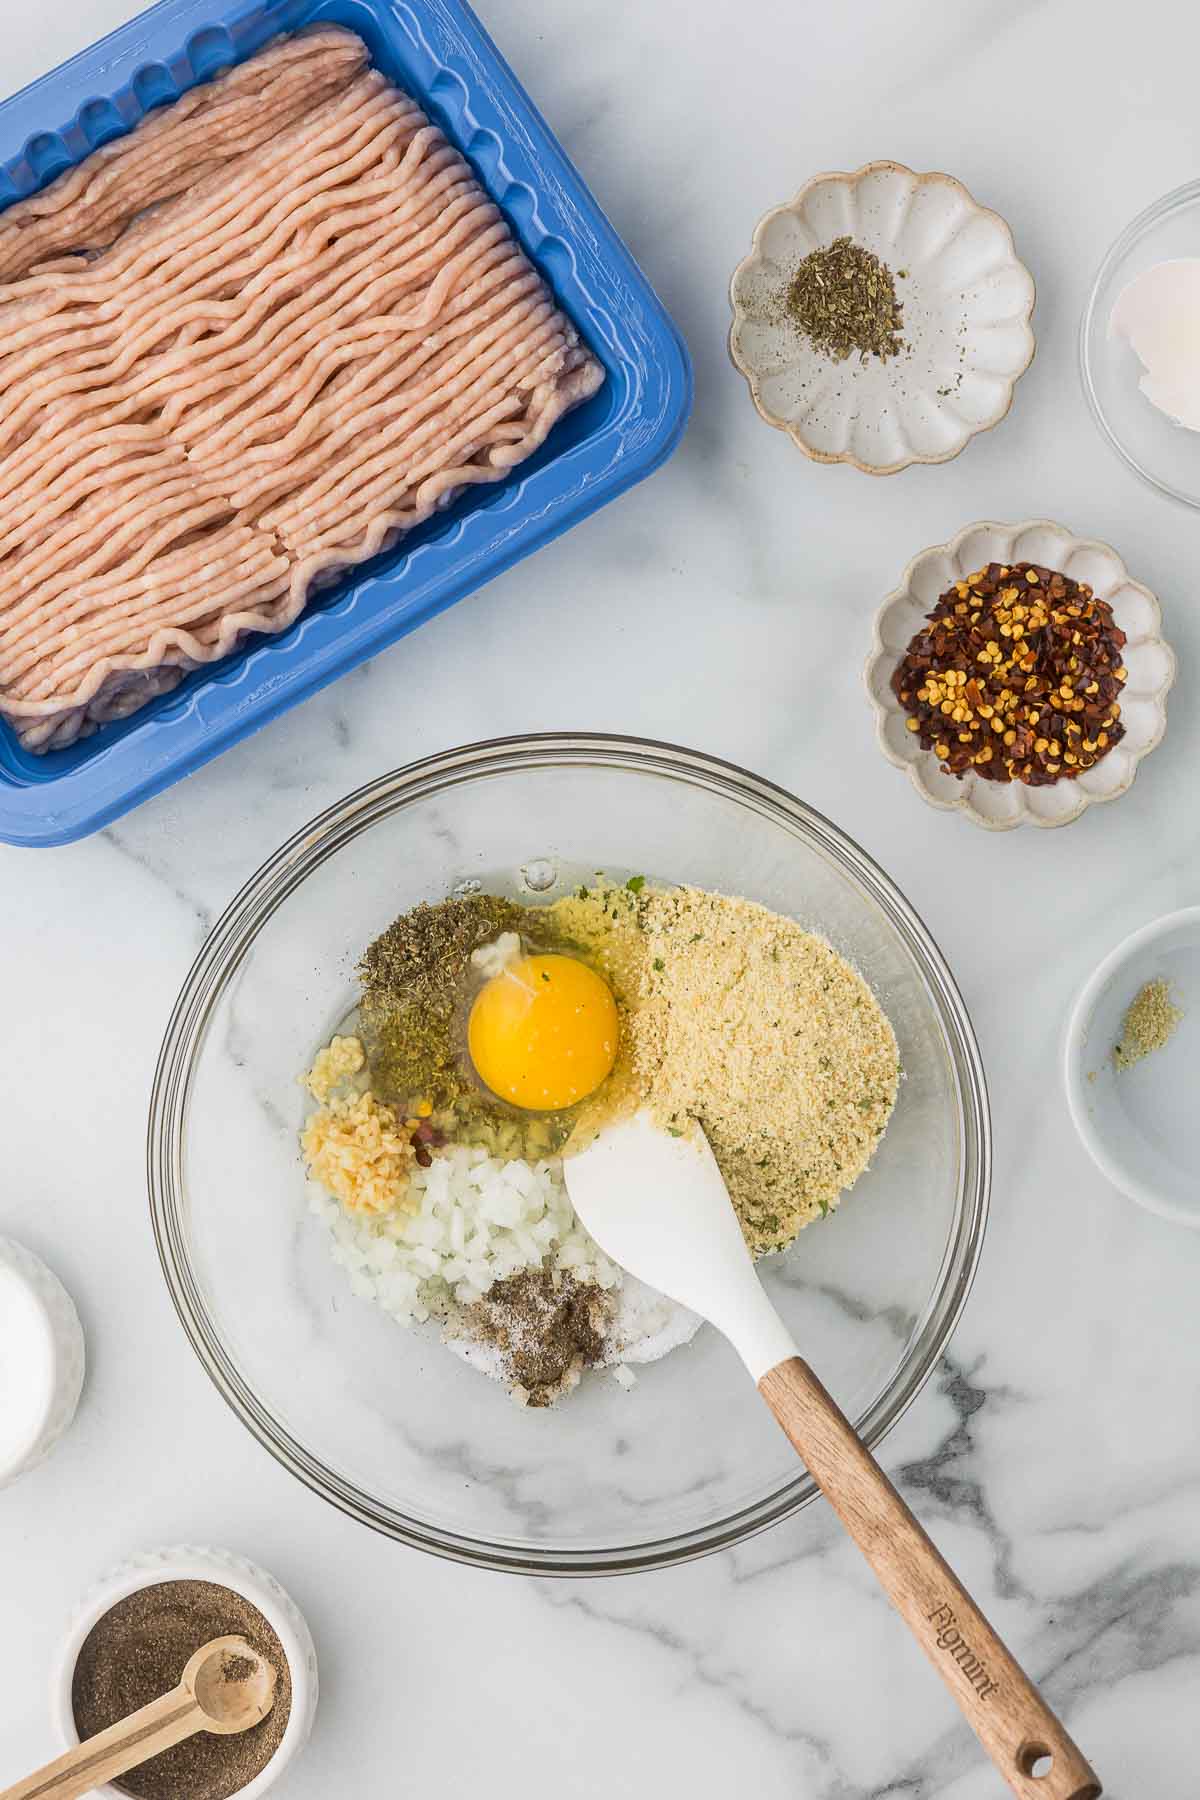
[0,26,602,751]
[891,561,1128,785]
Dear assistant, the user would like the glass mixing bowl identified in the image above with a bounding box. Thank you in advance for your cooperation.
[149,735,989,1575]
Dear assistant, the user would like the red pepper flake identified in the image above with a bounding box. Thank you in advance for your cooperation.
[890,562,1127,785]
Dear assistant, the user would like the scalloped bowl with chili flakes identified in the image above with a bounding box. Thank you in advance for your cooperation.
[865,519,1176,831]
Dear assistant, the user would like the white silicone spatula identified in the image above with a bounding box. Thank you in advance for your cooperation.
[564,1113,1100,1800]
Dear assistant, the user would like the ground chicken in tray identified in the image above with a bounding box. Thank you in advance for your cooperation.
[0,27,602,751]
[298,877,899,1405]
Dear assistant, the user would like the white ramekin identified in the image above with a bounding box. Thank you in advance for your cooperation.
[53,1546,318,1800]
[0,1236,85,1489]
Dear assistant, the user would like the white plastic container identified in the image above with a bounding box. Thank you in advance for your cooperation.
[53,1546,319,1800]
[0,1236,84,1488]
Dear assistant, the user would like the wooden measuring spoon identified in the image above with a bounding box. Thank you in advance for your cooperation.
[1,1635,277,1800]
[565,1114,1101,1800]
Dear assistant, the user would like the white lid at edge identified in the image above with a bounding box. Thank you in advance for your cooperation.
[0,1238,85,1489]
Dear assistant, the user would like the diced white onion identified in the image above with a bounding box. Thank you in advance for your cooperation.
[312,1139,623,1329]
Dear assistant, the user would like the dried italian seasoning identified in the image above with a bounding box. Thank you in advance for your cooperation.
[784,236,905,364]
[358,894,526,1107]
[891,562,1128,785]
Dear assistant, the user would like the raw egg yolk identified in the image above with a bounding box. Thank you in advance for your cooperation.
[468,953,619,1111]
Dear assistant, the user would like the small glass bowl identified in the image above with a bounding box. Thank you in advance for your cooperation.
[148,735,990,1575]
[1081,177,1200,508]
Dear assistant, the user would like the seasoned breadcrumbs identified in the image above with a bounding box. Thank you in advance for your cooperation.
[634,887,898,1255]
[549,882,899,1256]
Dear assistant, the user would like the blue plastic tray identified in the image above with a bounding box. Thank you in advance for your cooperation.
[0,0,691,846]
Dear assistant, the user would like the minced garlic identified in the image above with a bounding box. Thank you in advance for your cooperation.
[301,1035,415,1216]
[303,1033,365,1101]
[301,1089,417,1216]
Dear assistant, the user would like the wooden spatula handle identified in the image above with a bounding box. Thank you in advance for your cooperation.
[0,1687,204,1800]
[759,1357,1100,1800]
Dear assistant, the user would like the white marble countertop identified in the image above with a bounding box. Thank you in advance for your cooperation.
[1,0,1198,1794]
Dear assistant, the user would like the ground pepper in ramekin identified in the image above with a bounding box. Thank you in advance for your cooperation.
[53,1547,317,1800]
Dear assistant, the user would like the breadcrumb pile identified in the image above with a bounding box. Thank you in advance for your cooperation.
[550,882,900,1256]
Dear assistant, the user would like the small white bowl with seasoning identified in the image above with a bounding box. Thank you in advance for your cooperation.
[729,160,1035,474]
[865,519,1175,829]
[1064,909,1200,1226]
[53,1546,318,1800]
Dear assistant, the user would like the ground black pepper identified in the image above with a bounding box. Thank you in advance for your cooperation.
[220,1654,259,1684]
[463,1268,611,1406]
[71,1580,291,1800]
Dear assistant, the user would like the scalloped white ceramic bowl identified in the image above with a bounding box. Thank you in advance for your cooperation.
[865,520,1175,830]
[729,162,1035,474]
[53,1546,318,1800]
